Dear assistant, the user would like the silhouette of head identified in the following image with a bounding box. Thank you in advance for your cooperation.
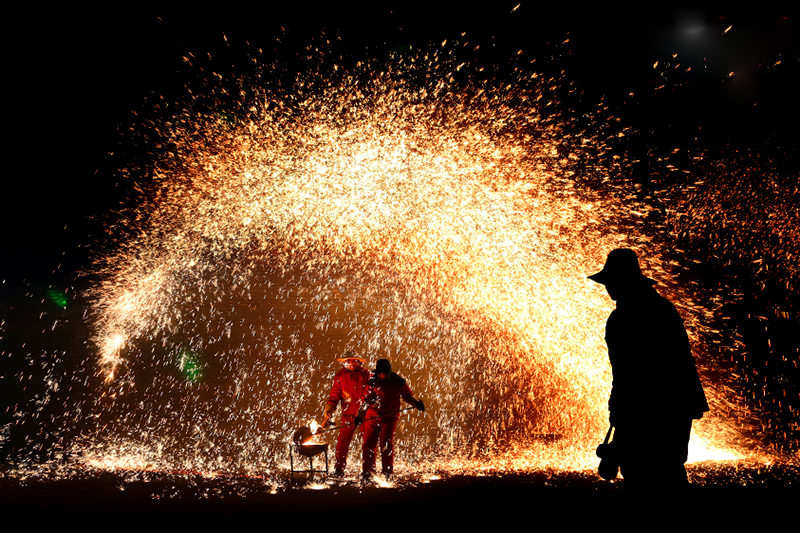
[374,358,392,378]
[588,248,654,299]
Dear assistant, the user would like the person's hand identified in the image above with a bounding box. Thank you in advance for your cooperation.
[416,400,425,412]
[354,414,364,426]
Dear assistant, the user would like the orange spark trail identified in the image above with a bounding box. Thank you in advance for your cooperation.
[81,45,743,476]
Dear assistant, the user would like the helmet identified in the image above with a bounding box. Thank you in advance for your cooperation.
[336,350,367,364]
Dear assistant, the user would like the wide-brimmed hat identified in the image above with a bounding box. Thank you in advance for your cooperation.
[336,351,367,363]
[588,248,654,286]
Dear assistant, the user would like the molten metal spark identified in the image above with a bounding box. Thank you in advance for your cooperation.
[78,43,754,478]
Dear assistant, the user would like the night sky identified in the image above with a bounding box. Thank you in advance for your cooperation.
[2,4,798,466]
[0,8,800,508]
[5,4,795,284]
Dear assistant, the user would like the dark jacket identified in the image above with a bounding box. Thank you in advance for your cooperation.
[363,373,416,418]
[605,283,709,423]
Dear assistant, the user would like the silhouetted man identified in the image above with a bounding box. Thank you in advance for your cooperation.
[589,248,709,491]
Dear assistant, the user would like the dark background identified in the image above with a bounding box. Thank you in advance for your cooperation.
[4,3,796,282]
[2,3,798,461]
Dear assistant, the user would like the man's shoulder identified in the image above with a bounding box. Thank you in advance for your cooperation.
[651,292,684,321]
[607,291,680,327]
[389,373,407,386]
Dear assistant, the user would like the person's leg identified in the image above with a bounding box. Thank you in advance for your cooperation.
[334,416,357,473]
[361,417,380,475]
[379,416,399,475]
[618,417,693,491]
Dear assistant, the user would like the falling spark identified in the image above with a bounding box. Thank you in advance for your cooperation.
[42,41,786,482]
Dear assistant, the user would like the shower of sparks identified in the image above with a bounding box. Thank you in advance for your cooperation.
[68,43,764,479]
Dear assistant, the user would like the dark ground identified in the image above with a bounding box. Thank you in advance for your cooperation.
[1,463,798,525]
[2,7,797,526]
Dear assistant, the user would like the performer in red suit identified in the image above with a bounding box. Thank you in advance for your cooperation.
[357,358,424,481]
[321,352,371,477]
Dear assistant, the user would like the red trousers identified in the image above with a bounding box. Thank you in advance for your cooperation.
[362,415,399,475]
[334,415,363,470]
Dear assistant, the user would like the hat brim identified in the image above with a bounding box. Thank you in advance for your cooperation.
[337,356,367,363]
[587,271,608,284]
[588,272,656,286]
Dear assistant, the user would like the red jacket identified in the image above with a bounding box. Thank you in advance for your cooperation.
[363,373,416,417]
[327,366,371,417]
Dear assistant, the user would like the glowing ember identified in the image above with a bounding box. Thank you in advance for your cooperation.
[4,38,784,485]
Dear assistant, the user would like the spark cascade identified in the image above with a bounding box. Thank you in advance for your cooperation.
[662,157,800,451]
[79,47,740,477]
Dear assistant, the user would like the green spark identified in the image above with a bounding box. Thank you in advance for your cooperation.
[175,348,203,383]
[46,286,69,309]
